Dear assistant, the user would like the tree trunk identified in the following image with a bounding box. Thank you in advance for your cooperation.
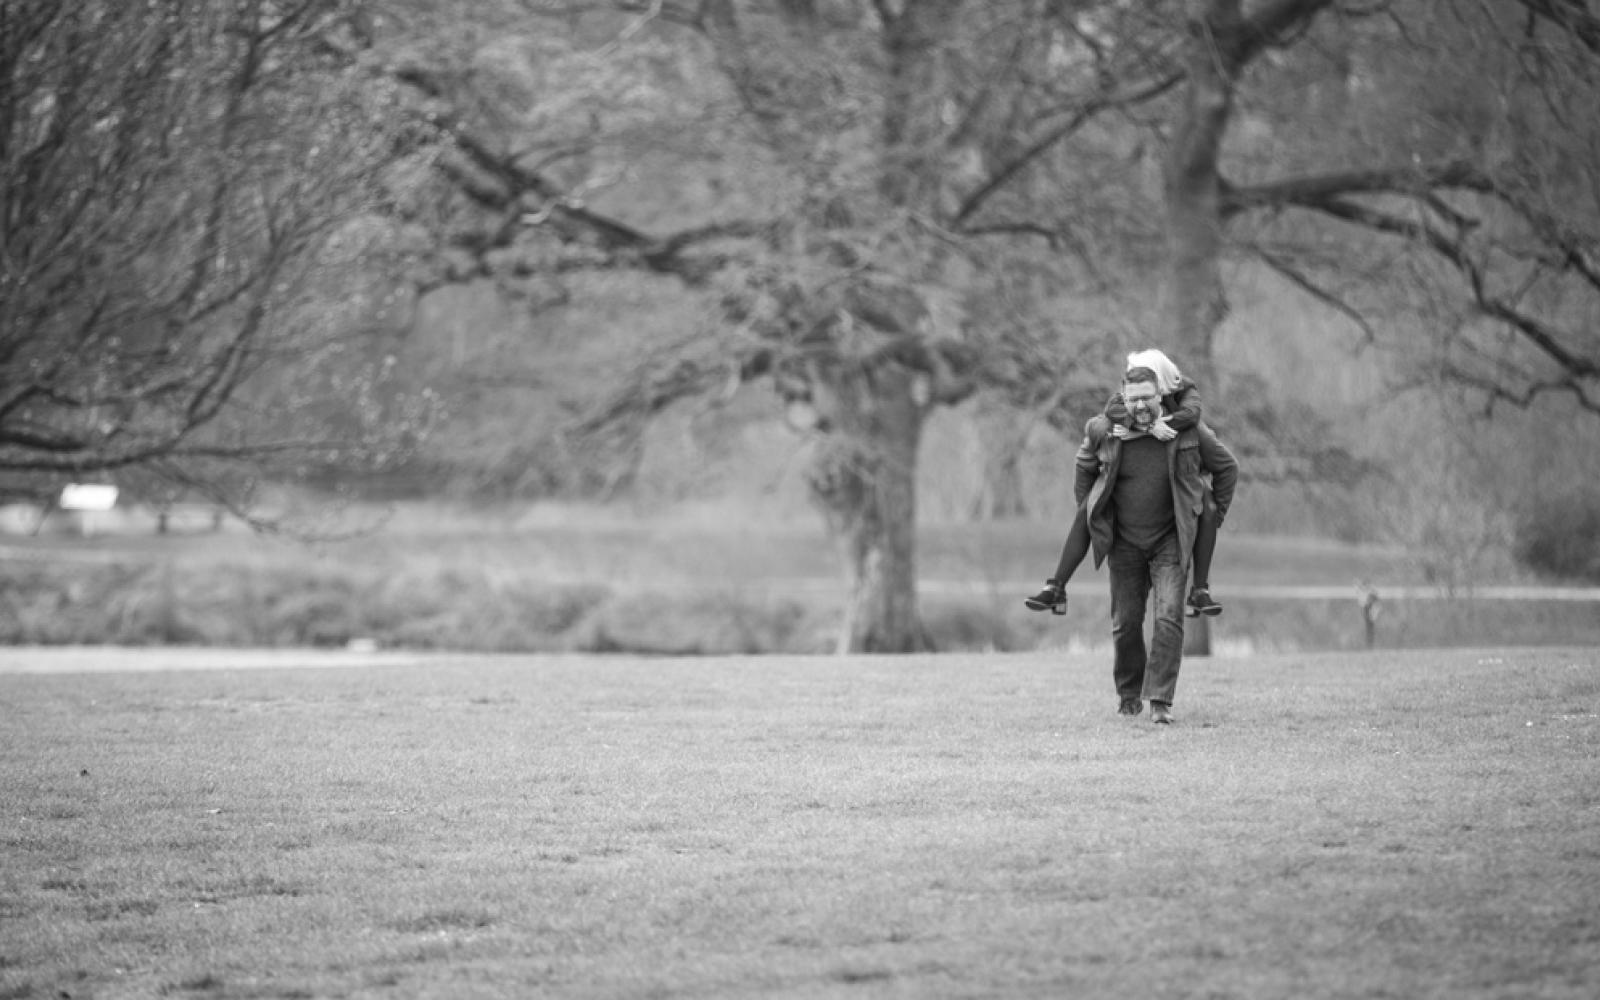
[1164,0,1336,387]
[808,365,926,654]
[971,447,1028,520]
[969,402,1029,520]
[796,0,958,653]
[1166,0,1249,658]
[880,0,964,208]
[1162,0,1243,391]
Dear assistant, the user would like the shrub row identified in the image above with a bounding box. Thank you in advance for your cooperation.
[3,560,1598,655]
[1514,491,1600,584]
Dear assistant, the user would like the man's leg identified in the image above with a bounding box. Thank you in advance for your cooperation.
[1108,539,1150,710]
[1142,532,1189,716]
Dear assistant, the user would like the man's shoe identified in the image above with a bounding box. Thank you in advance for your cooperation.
[1118,698,1142,717]
[1186,587,1222,617]
[1150,703,1174,724]
[1024,582,1067,615]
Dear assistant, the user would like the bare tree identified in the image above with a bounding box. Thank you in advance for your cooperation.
[1159,0,1600,409]
[0,0,430,519]
[342,0,1600,648]
[345,0,1173,651]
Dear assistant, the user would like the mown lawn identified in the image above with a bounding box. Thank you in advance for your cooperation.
[2,646,1598,999]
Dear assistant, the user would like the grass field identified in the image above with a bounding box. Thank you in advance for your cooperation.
[3,645,1598,998]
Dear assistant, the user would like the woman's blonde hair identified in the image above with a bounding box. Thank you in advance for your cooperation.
[1125,349,1183,395]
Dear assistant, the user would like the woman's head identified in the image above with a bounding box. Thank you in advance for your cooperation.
[1125,349,1182,395]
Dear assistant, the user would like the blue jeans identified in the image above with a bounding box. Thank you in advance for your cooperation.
[1108,531,1188,706]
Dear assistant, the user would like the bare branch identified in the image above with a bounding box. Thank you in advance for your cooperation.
[388,65,775,284]
[1515,0,1600,56]
[0,0,428,503]
[1245,243,1379,346]
[951,71,1184,229]
[1235,0,1341,65]
[1440,359,1600,415]
[1221,160,1493,219]
[1288,194,1600,383]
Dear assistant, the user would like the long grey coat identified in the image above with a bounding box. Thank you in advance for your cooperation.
[1073,416,1239,571]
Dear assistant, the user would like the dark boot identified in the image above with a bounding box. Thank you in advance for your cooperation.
[1024,581,1067,615]
[1186,587,1222,617]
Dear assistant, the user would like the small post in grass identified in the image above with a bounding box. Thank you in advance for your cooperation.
[1357,581,1382,649]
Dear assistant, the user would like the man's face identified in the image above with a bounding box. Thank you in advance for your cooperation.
[1122,380,1161,429]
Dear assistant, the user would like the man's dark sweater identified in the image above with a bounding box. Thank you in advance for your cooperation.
[1111,435,1174,548]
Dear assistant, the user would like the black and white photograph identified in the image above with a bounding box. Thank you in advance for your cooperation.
[3,1,1598,996]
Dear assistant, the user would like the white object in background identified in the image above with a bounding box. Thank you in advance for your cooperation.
[60,483,119,537]
[60,484,119,511]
